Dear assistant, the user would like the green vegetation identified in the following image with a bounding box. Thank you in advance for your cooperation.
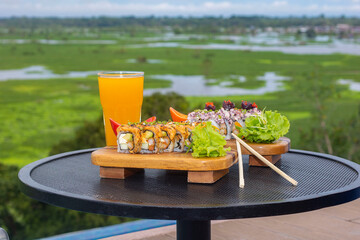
[0,164,131,240]
[1,44,360,166]
[0,18,360,239]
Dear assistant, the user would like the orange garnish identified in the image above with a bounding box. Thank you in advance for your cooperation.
[234,122,242,128]
[212,125,220,133]
[169,107,188,122]
[205,102,214,107]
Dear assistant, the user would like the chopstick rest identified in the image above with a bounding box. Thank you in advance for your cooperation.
[231,134,298,186]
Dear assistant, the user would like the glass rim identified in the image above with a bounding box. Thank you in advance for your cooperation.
[98,71,144,78]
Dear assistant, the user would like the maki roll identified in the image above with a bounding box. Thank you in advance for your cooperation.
[139,124,161,153]
[231,120,244,136]
[169,123,189,152]
[159,124,176,152]
[219,122,227,136]
[117,125,142,153]
[184,123,196,151]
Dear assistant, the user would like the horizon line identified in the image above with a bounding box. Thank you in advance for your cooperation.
[1,14,359,19]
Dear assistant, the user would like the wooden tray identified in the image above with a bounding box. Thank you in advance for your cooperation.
[91,148,237,184]
[226,137,290,166]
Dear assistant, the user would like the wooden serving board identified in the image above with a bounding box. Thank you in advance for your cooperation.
[91,148,237,184]
[225,137,290,166]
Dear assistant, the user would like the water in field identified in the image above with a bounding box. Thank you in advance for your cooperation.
[0,66,98,81]
[126,59,165,64]
[2,33,360,55]
[0,39,117,45]
[132,39,360,56]
[1,66,358,95]
[338,79,360,91]
[144,72,291,96]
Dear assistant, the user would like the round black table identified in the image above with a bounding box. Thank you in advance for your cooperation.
[19,149,360,240]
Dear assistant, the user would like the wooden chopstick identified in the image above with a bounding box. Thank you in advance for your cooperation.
[231,133,298,186]
[236,140,245,188]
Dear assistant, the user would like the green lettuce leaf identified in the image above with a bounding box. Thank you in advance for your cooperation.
[238,110,290,143]
[191,121,230,158]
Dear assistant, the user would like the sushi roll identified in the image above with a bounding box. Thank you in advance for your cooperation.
[218,122,232,140]
[139,124,161,153]
[231,120,245,136]
[169,123,189,152]
[184,123,197,151]
[219,122,227,136]
[159,124,176,152]
[117,125,142,153]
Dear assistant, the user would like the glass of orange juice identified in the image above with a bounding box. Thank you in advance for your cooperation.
[97,71,144,146]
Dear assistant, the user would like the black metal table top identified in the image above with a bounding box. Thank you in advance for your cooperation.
[19,149,360,220]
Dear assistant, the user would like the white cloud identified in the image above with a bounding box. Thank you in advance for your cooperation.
[272,1,288,7]
[0,1,359,17]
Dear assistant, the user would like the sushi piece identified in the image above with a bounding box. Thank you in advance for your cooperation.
[169,123,189,152]
[159,124,176,152]
[219,122,227,136]
[184,123,197,151]
[117,125,142,153]
[138,124,161,153]
[231,120,245,136]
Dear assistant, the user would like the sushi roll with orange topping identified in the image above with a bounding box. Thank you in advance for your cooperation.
[168,123,189,152]
[138,124,161,153]
[159,124,177,152]
[116,125,142,154]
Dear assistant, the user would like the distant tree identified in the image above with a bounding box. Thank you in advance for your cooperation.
[136,56,147,63]
[173,27,182,34]
[2,16,360,33]
[141,92,189,121]
[306,28,316,39]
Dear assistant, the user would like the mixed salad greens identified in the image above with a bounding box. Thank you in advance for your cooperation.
[189,121,230,158]
[237,110,290,143]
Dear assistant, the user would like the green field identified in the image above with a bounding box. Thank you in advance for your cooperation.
[1,42,360,166]
[1,17,360,239]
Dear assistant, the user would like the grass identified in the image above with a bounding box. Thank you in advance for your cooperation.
[0,42,359,166]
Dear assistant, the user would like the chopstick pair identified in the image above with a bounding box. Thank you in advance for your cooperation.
[231,133,298,187]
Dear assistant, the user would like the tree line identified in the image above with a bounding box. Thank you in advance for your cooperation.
[1,16,359,33]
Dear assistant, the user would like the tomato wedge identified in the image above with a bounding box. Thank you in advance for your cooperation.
[145,116,156,122]
[109,118,120,136]
[169,107,188,122]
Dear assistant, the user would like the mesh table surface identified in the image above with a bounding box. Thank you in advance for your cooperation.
[19,149,360,220]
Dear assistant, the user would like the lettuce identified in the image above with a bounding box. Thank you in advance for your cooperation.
[238,110,290,143]
[190,121,230,158]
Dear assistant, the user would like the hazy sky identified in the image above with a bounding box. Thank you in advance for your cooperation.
[1,0,359,17]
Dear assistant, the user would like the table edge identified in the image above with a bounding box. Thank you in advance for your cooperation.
[18,148,360,220]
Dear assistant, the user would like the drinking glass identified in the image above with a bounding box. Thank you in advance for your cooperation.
[97,71,144,146]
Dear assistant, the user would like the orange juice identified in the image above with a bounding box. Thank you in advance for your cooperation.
[98,72,144,146]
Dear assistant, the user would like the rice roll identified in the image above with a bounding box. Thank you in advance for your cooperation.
[231,120,244,136]
[219,122,227,137]
[159,124,176,152]
[184,123,196,151]
[139,124,161,153]
[169,123,188,152]
[117,125,141,153]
